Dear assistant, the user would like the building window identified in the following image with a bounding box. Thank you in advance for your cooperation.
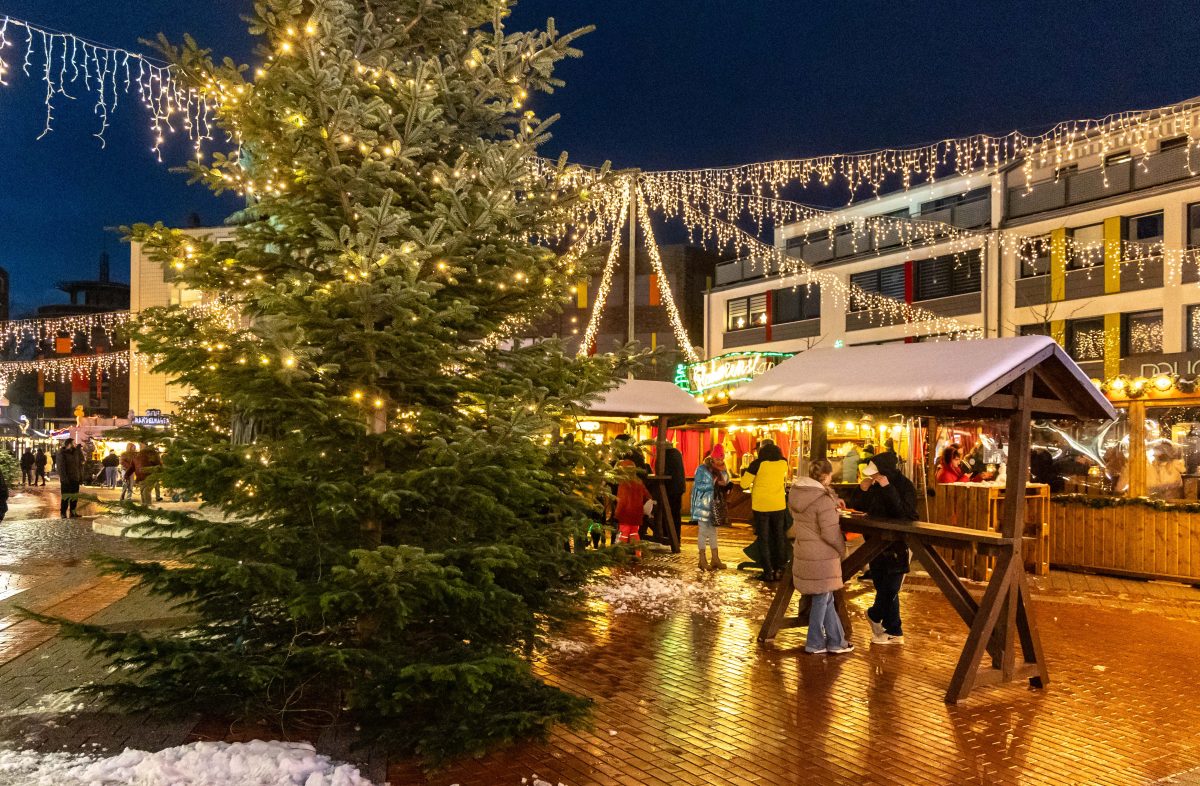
[1188,203,1200,248]
[772,284,820,324]
[1189,305,1200,351]
[1161,135,1189,152]
[1068,318,1106,362]
[1105,150,1132,166]
[849,265,906,312]
[913,251,982,301]
[1122,310,1163,356]
[1054,164,1078,180]
[1020,323,1051,337]
[1068,224,1104,270]
[1020,236,1051,278]
[726,294,767,331]
[1129,211,1164,246]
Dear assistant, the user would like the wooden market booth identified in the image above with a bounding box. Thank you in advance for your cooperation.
[584,379,710,553]
[733,336,1116,702]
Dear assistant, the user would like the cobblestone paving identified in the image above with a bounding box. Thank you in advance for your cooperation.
[3,507,1200,785]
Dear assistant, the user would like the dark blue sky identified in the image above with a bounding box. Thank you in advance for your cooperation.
[0,0,1197,315]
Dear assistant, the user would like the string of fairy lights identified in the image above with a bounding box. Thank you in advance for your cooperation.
[0,15,214,158]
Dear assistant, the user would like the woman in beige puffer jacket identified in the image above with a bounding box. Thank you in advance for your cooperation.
[789,459,851,654]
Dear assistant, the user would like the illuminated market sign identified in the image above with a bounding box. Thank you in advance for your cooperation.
[1119,352,1200,378]
[131,408,171,427]
[675,351,794,395]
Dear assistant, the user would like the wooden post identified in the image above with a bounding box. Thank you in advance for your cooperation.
[810,409,827,464]
[1128,400,1147,498]
[925,416,939,492]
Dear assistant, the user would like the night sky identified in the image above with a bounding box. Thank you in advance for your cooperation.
[0,0,1197,315]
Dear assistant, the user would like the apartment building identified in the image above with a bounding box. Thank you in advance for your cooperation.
[703,100,1200,384]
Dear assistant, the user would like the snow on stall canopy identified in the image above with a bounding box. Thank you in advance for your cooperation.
[0,740,374,786]
[584,379,710,418]
[731,336,1115,421]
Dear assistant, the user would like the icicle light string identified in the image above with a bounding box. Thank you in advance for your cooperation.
[0,310,129,350]
[0,349,129,384]
[0,15,214,158]
[638,98,1200,202]
[643,176,1200,288]
[577,181,631,357]
[634,184,699,361]
[680,196,982,339]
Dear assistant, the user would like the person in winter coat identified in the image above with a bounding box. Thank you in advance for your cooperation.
[708,445,731,527]
[849,451,918,645]
[57,439,86,518]
[690,453,727,570]
[741,441,790,581]
[614,458,651,557]
[34,447,48,486]
[0,469,8,522]
[790,459,852,655]
[663,444,687,544]
[133,444,164,506]
[936,444,968,484]
[19,448,35,487]
[101,451,121,488]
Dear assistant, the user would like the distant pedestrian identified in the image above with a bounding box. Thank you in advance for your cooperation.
[101,450,121,488]
[614,457,651,558]
[19,447,34,486]
[790,459,852,655]
[34,447,47,486]
[57,439,85,518]
[663,443,687,544]
[0,469,8,523]
[119,444,138,501]
[690,451,728,570]
[133,444,163,506]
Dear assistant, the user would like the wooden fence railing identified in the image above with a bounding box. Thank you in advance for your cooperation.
[1048,499,1200,584]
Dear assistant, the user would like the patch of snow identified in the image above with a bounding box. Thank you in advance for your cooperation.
[0,740,374,786]
[543,638,591,657]
[588,573,721,617]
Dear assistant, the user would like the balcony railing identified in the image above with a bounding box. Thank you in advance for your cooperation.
[1006,145,1197,220]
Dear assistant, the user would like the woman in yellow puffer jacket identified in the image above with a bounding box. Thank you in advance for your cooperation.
[741,440,790,581]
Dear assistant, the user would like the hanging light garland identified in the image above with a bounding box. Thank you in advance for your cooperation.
[0,309,130,349]
[577,181,631,356]
[0,15,215,158]
[639,98,1200,201]
[0,349,128,385]
[634,184,699,361]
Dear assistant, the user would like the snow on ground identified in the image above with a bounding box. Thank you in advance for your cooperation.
[0,740,374,786]
[588,572,722,617]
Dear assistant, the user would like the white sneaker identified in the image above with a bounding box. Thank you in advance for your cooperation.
[827,643,855,655]
[873,634,904,645]
[805,647,827,655]
[886,635,904,645]
[866,613,887,643]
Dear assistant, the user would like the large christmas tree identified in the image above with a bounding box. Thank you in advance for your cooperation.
[42,0,631,762]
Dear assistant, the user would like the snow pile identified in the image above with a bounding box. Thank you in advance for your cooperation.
[544,638,591,657]
[589,573,721,617]
[0,740,374,786]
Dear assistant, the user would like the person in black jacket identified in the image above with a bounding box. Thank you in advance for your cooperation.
[849,450,918,645]
[19,448,34,487]
[663,443,687,544]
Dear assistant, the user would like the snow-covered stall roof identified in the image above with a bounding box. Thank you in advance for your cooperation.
[731,336,1115,421]
[586,379,710,418]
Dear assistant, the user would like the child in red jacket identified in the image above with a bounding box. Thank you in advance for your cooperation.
[614,459,651,556]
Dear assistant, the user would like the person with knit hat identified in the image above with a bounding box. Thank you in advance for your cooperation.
[709,444,731,528]
[690,446,730,570]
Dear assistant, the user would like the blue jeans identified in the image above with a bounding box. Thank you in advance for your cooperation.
[806,591,847,652]
[868,571,905,636]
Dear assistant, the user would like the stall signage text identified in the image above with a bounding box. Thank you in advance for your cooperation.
[132,409,171,427]
[1119,352,1200,378]
[677,352,793,395]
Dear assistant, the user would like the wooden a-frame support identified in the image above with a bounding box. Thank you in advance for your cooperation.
[757,371,1050,703]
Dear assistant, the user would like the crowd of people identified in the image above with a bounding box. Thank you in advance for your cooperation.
[9,440,165,519]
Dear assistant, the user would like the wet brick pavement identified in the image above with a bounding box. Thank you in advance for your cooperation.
[3,502,1200,785]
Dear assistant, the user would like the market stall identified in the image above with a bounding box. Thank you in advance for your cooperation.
[735,336,1115,702]
[582,379,710,553]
